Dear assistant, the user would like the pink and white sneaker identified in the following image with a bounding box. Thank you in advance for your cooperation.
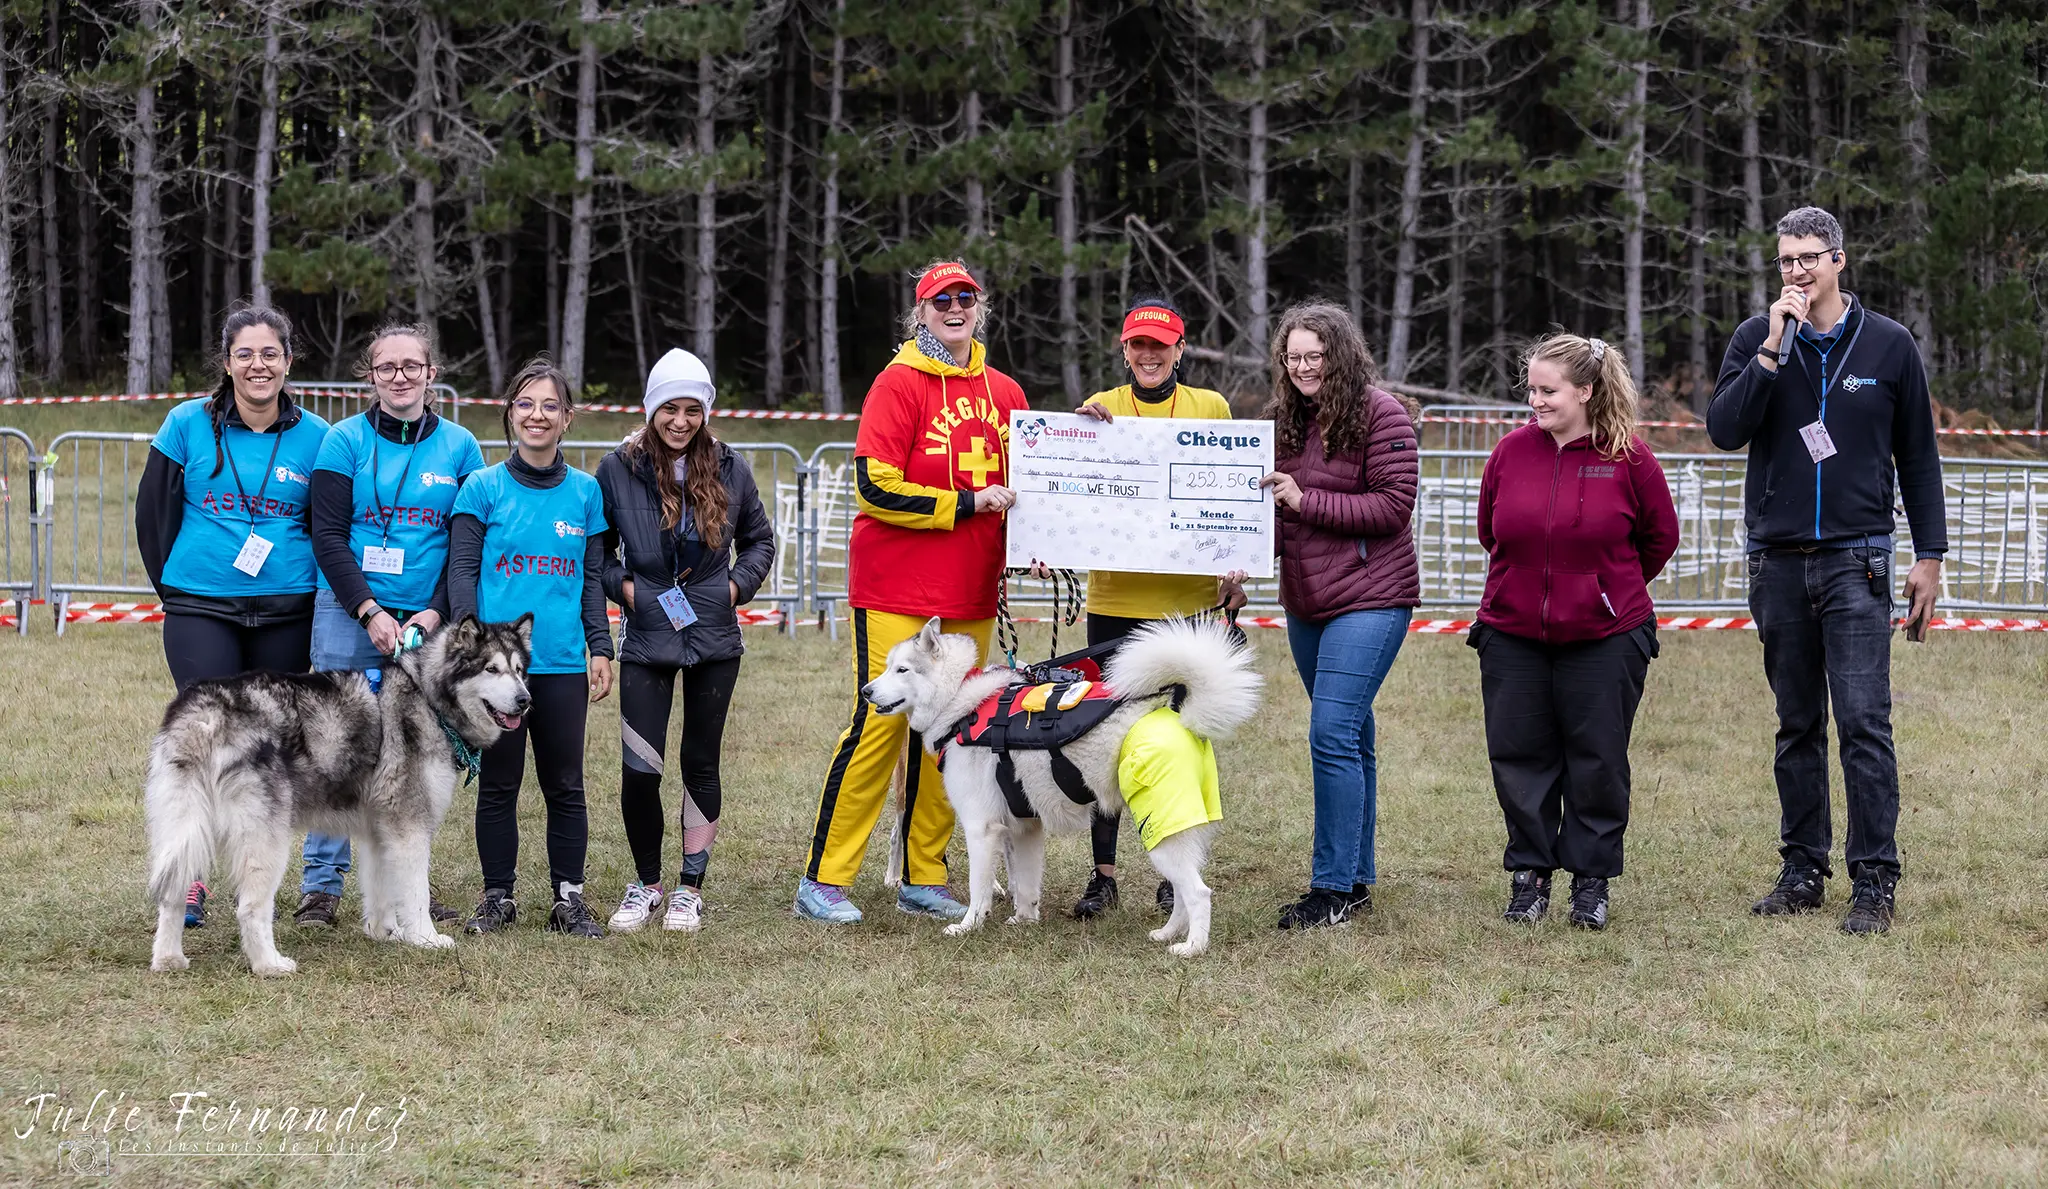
[608,882,664,932]
[663,886,704,933]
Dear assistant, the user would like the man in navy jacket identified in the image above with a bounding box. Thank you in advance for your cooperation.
[1708,205,1945,937]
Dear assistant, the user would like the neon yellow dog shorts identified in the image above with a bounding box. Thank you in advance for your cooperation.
[1118,707,1223,849]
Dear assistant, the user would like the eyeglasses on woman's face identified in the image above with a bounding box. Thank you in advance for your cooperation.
[232,348,286,365]
[372,361,430,382]
[1283,351,1326,370]
[929,291,978,312]
[512,398,565,418]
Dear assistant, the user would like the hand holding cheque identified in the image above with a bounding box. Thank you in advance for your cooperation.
[1004,410,1276,579]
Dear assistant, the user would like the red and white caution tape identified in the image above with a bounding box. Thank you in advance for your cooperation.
[1421,414,2048,439]
[0,600,786,628]
[0,389,862,421]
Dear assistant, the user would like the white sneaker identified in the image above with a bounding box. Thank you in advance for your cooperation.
[663,886,704,932]
[608,882,664,932]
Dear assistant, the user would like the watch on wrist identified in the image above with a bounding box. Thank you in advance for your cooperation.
[357,605,382,627]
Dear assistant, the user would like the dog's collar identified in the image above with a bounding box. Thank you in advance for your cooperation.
[436,713,483,786]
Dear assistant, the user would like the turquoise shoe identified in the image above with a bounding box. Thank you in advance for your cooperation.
[794,878,863,924]
[896,883,968,920]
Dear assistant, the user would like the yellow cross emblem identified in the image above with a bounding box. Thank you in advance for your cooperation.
[957,436,1001,487]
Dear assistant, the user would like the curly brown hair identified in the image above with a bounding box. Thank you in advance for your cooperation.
[622,405,730,549]
[1263,302,1406,458]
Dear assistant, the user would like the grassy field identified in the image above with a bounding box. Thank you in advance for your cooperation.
[2,622,2047,1186]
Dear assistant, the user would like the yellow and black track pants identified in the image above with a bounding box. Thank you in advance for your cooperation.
[805,608,994,887]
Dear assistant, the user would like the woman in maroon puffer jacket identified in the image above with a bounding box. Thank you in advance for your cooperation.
[1258,302,1422,931]
[1471,333,1679,932]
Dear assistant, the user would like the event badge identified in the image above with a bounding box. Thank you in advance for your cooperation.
[232,532,275,577]
[362,545,405,575]
[1799,421,1838,464]
[657,585,697,632]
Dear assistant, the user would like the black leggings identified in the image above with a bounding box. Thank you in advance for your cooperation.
[1084,614,1150,869]
[476,672,589,897]
[618,657,741,888]
[162,612,312,693]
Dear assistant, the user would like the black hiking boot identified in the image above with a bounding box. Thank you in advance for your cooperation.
[293,891,341,929]
[429,895,460,923]
[1156,880,1176,917]
[1070,872,1119,919]
[1751,860,1826,916]
[1568,875,1610,931]
[548,891,605,939]
[464,888,517,935]
[1277,888,1352,930]
[1839,866,1897,936]
[1503,870,1551,924]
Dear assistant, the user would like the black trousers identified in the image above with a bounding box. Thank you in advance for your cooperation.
[162,612,312,693]
[1083,614,1151,869]
[618,657,742,888]
[476,672,589,897]
[1472,621,1656,878]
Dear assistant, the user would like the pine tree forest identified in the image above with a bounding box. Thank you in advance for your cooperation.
[0,0,2042,422]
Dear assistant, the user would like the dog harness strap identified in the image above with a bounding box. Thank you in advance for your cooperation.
[1047,749,1096,806]
[994,753,1036,819]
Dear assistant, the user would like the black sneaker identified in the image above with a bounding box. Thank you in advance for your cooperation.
[1277,888,1352,930]
[1503,870,1551,923]
[1751,860,1826,916]
[1568,875,1610,930]
[1070,872,1119,919]
[464,888,517,935]
[1156,880,1176,917]
[1347,884,1373,915]
[293,890,341,929]
[429,896,460,924]
[548,891,605,939]
[1840,867,1897,935]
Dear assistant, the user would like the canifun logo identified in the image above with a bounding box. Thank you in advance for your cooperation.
[273,465,310,486]
[417,472,458,489]
[1017,417,1096,450]
[553,520,587,539]
[1840,374,1877,393]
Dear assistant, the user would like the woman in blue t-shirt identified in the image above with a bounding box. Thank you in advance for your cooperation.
[137,305,330,930]
[447,357,614,940]
[297,322,486,930]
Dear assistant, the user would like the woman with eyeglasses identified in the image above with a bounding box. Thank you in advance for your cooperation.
[596,348,775,934]
[1064,293,1248,923]
[137,305,332,930]
[299,322,485,930]
[796,260,1030,925]
[447,358,614,939]
[1257,302,1421,931]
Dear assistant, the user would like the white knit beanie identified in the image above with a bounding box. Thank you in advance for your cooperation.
[643,348,715,421]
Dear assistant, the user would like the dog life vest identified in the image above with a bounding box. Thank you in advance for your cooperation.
[940,674,1184,822]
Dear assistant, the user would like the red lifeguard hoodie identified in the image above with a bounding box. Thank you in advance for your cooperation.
[1475,423,1680,644]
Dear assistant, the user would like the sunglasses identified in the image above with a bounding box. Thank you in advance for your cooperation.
[929,291,979,312]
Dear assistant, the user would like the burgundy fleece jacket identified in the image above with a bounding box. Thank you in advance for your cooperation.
[1274,388,1422,622]
[1475,423,1680,644]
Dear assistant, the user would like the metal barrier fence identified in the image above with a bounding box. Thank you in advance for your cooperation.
[1,427,36,635]
[20,430,2048,635]
[296,382,464,428]
[1419,404,1528,453]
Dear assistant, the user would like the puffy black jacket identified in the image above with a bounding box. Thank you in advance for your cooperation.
[596,440,776,668]
[1707,298,1947,556]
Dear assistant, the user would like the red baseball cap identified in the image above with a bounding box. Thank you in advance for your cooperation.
[1121,304,1186,345]
[915,261,983,302]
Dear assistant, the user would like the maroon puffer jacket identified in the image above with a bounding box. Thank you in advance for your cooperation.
[1275,389,1422,621]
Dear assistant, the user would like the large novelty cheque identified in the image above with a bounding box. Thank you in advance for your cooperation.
[1004,411,1276,578]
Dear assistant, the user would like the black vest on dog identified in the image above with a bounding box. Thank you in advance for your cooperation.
[940,671,1186,821]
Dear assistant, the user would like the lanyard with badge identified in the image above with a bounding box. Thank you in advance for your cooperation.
[654,508,703,632]
[361,426,422,577]
[1793,308,1868,467]
[224,427,289,577]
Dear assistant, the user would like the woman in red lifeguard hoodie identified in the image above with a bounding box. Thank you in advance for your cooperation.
[1471,333,1679,932]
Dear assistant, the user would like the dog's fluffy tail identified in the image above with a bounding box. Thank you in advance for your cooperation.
[143,742,217,908]
[1104,616,1263,740]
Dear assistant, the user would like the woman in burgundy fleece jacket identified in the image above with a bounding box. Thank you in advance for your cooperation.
[1470,333,1679,931]
[1259,303,1422,931]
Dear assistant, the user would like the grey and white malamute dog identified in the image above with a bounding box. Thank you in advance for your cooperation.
[863,616,1261,957]
[145,616,534,976]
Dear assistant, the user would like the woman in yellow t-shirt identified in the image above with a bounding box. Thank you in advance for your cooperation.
[1068,295,1247,920]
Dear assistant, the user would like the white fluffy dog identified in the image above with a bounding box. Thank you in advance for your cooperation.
[862,616,1261,957]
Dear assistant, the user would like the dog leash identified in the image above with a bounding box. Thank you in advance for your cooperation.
[995,567,1082,669]
[387,624,482,785]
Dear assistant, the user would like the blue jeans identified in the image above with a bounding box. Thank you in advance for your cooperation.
[1747,547,1901,878]
[303,591,388,896]
[1286,607,1412,890]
